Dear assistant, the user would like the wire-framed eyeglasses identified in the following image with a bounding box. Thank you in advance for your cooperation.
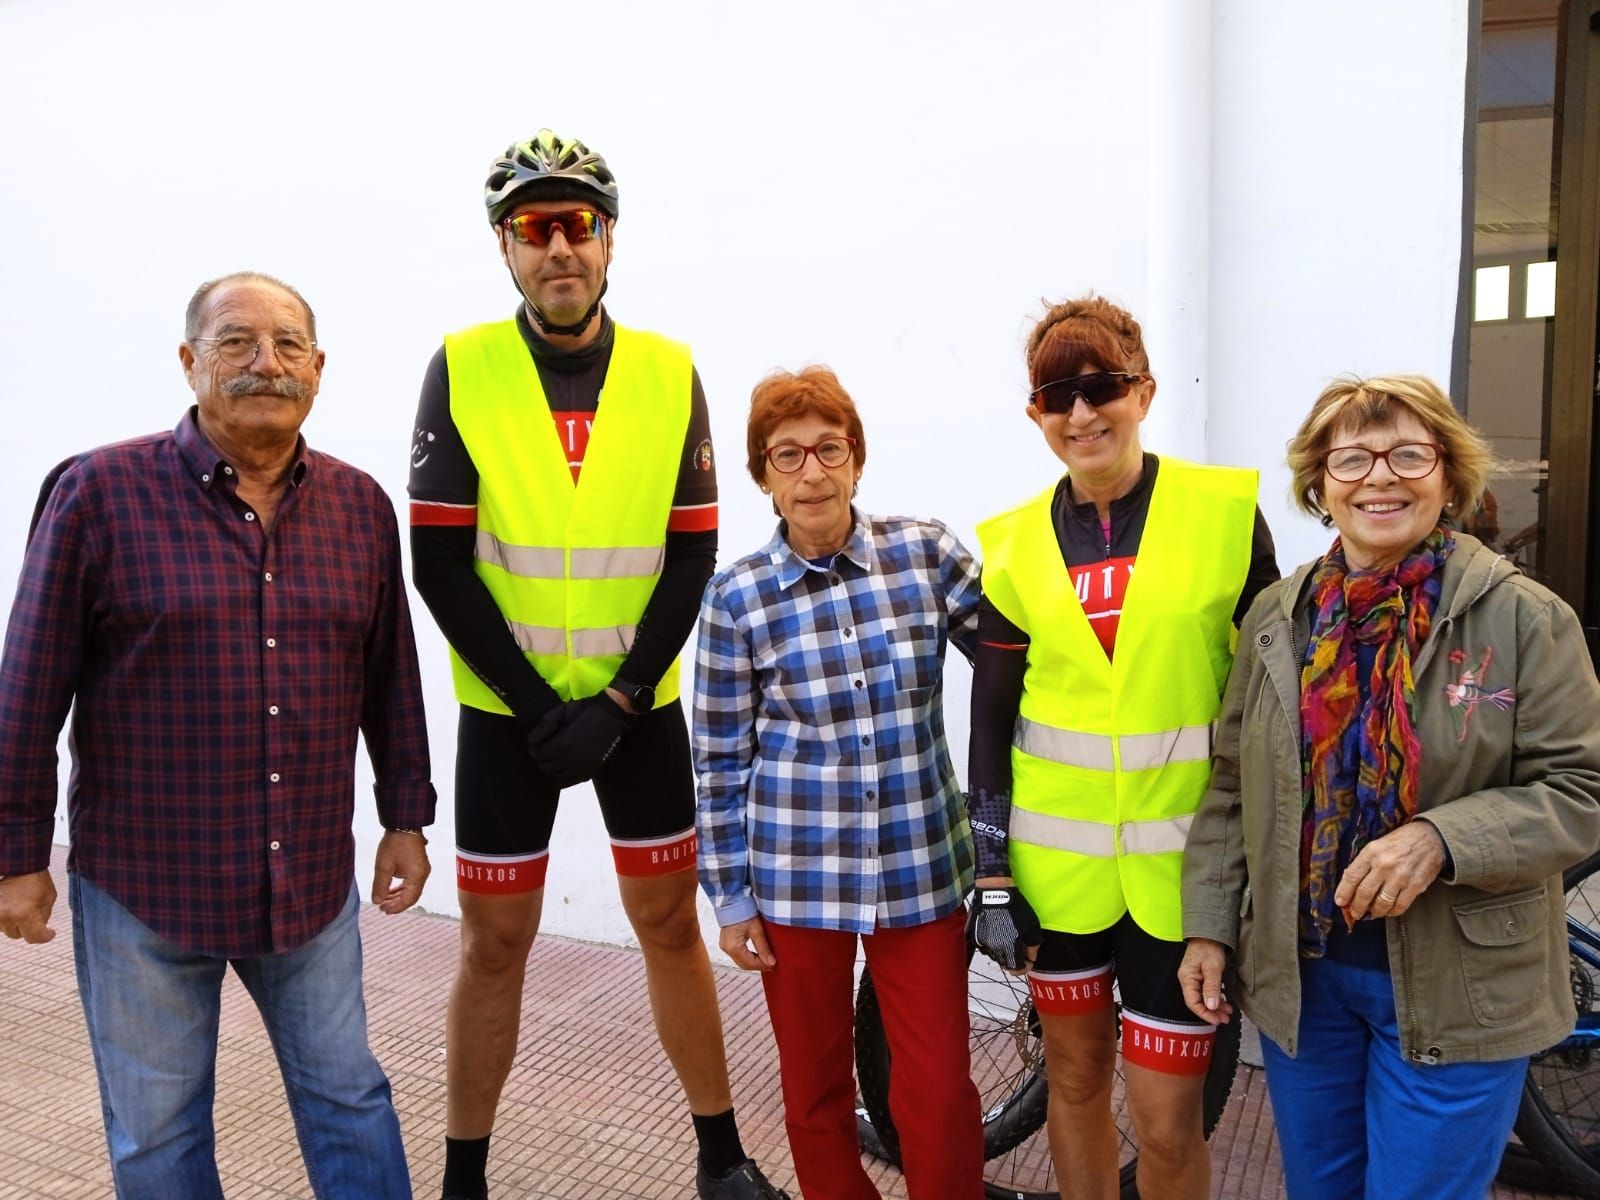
[192,333,317,369]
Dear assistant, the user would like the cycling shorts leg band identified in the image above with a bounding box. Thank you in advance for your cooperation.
[1028,964,1115,1016]
[610,828,697,878]
[455,848,549,896]
[1120,1008,1217,1076]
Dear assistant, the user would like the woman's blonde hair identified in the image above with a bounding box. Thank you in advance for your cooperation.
[1286,374,1494,522]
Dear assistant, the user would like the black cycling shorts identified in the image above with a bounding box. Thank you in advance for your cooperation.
[452,701,697,895]
[1027,913,1217,1076]
[1030,911,1196,1024]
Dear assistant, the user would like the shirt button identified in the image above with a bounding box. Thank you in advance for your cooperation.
[201,473,210,483]
[270,772,281,783]
[264,572,273,582]
[269,705,279,716]
[224,466,234,475]
[861,735,871,746]
[1506,920,1518,936]
[854,679,863,689]
[843,627,853,637]
[245,512,256,522]
[866,790,876,800]
[266,638,276,648]
[269,840,281,851]
[829,573,841,586]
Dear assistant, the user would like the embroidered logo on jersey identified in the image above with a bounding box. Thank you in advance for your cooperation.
[692,438,714,471]
[1069,555,1136,659]
[1443,644,1514,744]
[552,410,595,482]
[411,428,436,468]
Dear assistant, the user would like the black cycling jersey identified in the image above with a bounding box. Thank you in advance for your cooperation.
[407,307,717,731]
[968,454,1280,809]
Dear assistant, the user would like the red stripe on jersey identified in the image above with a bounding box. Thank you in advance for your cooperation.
[1028,965,1115,1015]
[455,851,548,895]
[611,829,697,877]
[1120,1011,1216,1076]
[411,500,478,527]
[667,503,718,533]
[978,640,1029,651]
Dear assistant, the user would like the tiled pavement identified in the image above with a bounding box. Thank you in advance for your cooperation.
[0,848,1581,1199]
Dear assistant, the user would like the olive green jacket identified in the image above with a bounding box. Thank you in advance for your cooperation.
[1182,534,1600,1064]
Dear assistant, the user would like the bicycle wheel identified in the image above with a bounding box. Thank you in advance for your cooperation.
[855,946,1241,1200]
[1514,851,1600,1199]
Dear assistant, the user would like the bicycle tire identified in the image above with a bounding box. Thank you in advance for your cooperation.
[1513,850,1600,1200]
[855,945,1241,1200]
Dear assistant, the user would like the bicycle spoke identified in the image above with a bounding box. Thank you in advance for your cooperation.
[856,923,1241,1200]
[1518,852,1600,1189]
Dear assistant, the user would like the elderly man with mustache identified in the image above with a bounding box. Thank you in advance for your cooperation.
[0,271,435,1199]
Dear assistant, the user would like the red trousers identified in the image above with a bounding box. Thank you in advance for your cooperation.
[760,908,982,1200]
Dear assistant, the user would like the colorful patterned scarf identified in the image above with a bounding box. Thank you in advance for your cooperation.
[1297,526,1453,957]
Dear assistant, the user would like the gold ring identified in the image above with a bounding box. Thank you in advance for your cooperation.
[1378,890,1397,904]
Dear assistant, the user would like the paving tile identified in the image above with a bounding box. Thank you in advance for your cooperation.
[0,846,1582,1198]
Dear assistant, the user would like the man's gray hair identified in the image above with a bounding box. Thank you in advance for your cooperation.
[184,271,318,342]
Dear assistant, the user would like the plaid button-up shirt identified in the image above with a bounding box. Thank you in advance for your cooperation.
[694,513,980,933]
[0,410,435,957]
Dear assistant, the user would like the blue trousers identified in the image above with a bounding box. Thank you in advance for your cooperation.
[70,873,411,1199]
[1259,955,1526,1200]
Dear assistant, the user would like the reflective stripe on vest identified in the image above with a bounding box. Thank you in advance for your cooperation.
[443,320,692,711]
[507,621,637,660]
[977,458,1257,940]
[1014,716,1214,772]
[1010,808,1195,857]
[475,532,665,581]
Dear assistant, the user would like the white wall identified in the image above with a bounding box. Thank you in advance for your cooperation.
[0,0,1469,945]
[1208,0,1473,568]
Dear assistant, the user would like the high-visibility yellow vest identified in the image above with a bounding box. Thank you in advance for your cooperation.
[443,319,691,712]
[978,459,1256,940]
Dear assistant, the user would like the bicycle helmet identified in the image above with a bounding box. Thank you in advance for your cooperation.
[485,129,620,226]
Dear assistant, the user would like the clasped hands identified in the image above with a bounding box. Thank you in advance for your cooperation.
[525,688,639,788]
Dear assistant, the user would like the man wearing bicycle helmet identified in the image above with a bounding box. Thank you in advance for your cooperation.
[408,130,784,1200]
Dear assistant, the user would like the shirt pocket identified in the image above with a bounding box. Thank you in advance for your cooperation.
[888,622,940,696]
[1452,887,1550,1027]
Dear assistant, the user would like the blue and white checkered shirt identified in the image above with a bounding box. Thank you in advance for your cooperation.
[694,511,981,933]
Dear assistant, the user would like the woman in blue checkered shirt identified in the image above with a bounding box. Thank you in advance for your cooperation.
[692,365,984,1199]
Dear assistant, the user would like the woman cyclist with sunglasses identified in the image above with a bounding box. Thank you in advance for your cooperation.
[964,294,1277,1200]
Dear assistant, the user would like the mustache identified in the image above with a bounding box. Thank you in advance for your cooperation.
[221,373,307,400]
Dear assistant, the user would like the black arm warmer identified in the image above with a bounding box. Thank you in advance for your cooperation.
[613,528,717,690]
[410,524,563,731]
[967,593,1029,875]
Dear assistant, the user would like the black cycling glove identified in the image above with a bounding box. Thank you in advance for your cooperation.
[526,691,637,788]
[967,886,1042,971]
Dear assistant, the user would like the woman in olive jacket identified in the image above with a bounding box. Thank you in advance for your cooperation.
[1180,374,1600,1200]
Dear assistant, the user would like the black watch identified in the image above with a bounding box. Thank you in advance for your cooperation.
[615,678,656,713]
